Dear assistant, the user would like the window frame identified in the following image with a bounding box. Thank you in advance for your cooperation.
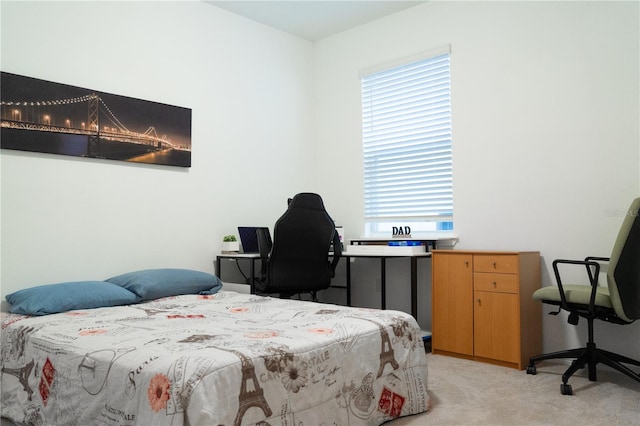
[360,46,453,237]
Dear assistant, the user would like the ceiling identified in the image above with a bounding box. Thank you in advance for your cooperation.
[205,1,427,42]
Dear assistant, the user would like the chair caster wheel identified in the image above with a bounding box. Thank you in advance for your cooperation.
[560,383,573,395]
[526,365,537,375]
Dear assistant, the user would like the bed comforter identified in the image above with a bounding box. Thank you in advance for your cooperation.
[1,291,430,425]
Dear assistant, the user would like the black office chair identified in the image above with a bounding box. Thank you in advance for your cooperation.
[253,193,341,302]
[527,197,640,395]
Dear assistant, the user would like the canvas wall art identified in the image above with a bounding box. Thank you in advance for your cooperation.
[0,72,192,167]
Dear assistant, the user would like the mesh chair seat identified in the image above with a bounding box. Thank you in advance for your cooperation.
[533,285,613,310]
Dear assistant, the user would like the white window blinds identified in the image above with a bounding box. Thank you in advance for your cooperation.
[361,51,452,223]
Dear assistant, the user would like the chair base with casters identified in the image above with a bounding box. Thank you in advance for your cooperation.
[254,277,330,302]
[526,254,640,395]
[526,305,640,395]
[263,289,322,302]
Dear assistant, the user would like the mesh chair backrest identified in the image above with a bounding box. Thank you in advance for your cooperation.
[266,193,337,293]
[608,197,640,322]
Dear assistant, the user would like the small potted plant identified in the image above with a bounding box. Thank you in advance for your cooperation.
[221,235,240,253]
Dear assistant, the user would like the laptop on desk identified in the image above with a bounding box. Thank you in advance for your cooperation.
[238,226,271,253]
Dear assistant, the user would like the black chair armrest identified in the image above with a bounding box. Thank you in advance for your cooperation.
[585,256,610,262]
[552,257,607,314]
[329,229,342,277]
[256,228,273,281]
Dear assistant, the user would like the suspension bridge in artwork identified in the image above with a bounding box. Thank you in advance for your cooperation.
[1,92,190,159]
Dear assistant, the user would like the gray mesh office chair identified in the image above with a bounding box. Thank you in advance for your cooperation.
[527,197,640,395]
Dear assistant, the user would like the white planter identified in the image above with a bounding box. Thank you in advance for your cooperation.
[221,241,240,253]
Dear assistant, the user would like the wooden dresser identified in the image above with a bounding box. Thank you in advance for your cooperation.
[431,250,541,369]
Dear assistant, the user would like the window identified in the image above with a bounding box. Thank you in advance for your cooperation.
[360,48,452,236]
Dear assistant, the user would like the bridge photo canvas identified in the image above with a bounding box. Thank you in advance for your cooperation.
[0,72,192,167]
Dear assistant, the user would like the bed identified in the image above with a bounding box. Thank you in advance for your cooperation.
[1,269,430,425]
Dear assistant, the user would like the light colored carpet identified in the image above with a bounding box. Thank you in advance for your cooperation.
[392,352,640,425]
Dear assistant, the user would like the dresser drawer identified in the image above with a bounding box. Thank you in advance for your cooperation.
[474,272,519,293]
[474,255,518,274]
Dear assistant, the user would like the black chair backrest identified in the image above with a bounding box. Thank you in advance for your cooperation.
[260,193,340,295]
[609,197,640,321]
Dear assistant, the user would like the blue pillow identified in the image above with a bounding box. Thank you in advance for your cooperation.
[106,268,222,301]
[6,281,139,316]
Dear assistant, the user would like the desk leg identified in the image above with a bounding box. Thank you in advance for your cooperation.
[346,258,352,306]
[411,257,418,319]
[215,256,221,278]
[381,258,386,310]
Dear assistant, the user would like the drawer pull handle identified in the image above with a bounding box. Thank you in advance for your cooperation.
[493,262,497,269]
[465,261,469,267]
[477,298,482,305]
[493,281,497,288]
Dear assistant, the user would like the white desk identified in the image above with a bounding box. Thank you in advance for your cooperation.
[342,251,432,319]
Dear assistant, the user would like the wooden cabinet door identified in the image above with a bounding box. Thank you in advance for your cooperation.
[432,253,474,356]
[473,290,519,364]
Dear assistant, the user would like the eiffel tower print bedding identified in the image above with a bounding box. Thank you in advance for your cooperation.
[1,291,430,425]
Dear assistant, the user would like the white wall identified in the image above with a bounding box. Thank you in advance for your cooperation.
[314,1,640,357]
[0,1,317,301]
[2,0,639,359]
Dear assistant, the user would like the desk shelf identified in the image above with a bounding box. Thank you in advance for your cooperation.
[350,235,458,250]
